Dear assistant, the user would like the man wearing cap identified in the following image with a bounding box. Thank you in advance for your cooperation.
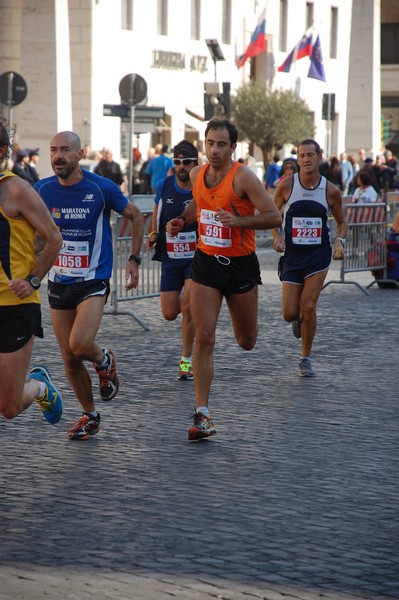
[12,148,34,185]
[27,148,40,184]
[146,140,198,380]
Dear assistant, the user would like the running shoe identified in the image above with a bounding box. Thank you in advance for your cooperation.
[29,366,63,424]
[178,360,193,380]
[67,412,101,440]
[292,319,302,339]
[298,357,316,377]
[94,348,119,401]
[188,410,216,441]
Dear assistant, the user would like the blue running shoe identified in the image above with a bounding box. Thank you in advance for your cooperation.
[29,366,63,424]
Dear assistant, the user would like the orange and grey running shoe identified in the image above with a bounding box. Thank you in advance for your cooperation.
[94,348,119,401]
[188,410,216,441]
[178,360,193,380]
[67,412,101,440]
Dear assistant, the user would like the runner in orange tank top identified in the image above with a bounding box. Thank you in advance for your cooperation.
[167,117,282,440]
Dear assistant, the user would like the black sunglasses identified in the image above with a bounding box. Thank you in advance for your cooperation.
[173,158,197,165]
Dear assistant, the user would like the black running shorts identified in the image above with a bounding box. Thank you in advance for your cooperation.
[0,304,43,353]
[48,279,110,310]
[192,249,262,295]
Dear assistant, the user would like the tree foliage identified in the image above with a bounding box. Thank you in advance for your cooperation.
[231,82,315,168]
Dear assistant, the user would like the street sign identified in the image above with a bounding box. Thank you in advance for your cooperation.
[0,71,27,106]
[103,104,130,118]
[103,104,165,121]
[119,73,147,106]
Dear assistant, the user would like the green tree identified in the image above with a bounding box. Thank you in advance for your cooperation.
[231,82,315,169]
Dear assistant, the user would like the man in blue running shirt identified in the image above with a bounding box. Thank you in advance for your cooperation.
[35,131,144,440]
[146,140,198,380]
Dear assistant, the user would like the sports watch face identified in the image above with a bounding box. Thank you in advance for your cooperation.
[26,275,41,289]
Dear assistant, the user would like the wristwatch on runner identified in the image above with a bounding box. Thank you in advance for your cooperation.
[25,275,41,289]
[128,254,142,266]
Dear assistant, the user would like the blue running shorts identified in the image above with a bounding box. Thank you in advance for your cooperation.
[278,246,332,284]
[160,258,192,292]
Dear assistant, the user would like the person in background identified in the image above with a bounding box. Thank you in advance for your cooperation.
[358,148,367,170]
[318,148,329,179]
[94,147,124,189]
[326,155,342,191]
[372,155,385,193]
[382,150,399,192]
[12,148,34,185]
[146,140,198,380]
[0,121,63,425]
[339,152,353,196]
[347,153,359,195]
[352,170,378,204]
[264,154,282,193]
[132,148,144,194]
[27,148,40,184]
[35,130,144,441]
[146,144,174,193]
[274,158,298,186]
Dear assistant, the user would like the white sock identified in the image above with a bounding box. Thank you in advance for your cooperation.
[35,381,46,398]
[98,350,109,369]
[197,405,209,416]
[181,356,191,363]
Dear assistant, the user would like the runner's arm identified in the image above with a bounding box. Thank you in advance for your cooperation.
[216,167,282,230]
[121,200,145,290]
[269,177,289,253]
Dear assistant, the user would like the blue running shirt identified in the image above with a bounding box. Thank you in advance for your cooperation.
[35,170,128,283]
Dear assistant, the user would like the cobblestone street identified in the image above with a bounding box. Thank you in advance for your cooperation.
[0,251,397,600]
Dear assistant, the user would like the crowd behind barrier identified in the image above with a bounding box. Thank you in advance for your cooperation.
[325,192,399,294]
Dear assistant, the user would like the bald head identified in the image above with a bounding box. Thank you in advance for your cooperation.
[50,130,82,150]
[50,130,84,183]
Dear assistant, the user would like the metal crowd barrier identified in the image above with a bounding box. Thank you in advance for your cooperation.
[105,195,160,331]
[386,191,399,225]
[323,202,396,295]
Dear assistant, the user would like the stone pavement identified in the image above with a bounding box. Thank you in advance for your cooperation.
[0,250,398,600]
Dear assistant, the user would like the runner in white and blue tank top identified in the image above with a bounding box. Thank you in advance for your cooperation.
[272,139,347,378]
[282,172,332,255]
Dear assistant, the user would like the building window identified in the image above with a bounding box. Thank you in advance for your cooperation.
[157,0,168,36]
[121,0,133,31]
[222,0,231,44]
[279,0,288,52]
[381,24,399,64]
[191,0,201,40]
[330,6,338,59]
[306,2,314,29]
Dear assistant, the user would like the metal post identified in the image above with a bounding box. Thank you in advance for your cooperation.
[7,72,14,133]
[128,104,135,198]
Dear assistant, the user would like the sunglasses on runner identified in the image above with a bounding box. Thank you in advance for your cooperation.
[173,158,198,165]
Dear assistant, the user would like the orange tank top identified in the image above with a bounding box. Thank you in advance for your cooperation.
[193,161,256,257]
